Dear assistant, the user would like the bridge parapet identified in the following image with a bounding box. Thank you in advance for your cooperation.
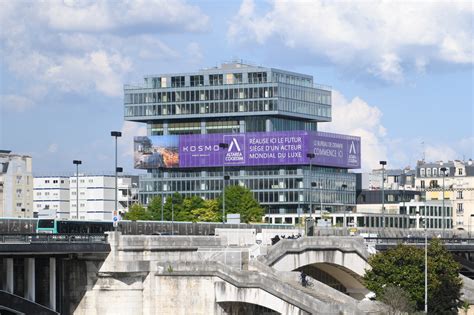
[262,236,370,268]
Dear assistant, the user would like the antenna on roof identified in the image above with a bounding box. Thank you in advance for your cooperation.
[421,141,425,162]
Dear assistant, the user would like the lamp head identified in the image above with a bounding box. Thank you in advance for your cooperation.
[111,131,122,137]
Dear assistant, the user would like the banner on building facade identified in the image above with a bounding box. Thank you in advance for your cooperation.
[134,131,361,169]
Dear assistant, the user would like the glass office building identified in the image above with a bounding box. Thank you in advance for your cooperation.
[124,62,361,224]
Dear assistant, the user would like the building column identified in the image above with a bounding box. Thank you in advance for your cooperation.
[25,258,35,301]
[49,257,56,310]
[5,258,14,293]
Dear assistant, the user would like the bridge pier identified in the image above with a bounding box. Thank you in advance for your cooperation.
[49,257,56,311]
[3,257,14,293]
[25,257,35,301]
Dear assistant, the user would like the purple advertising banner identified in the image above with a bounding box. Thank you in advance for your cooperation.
[134,131,361,169]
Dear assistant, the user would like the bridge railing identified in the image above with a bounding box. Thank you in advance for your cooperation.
[0,234,108,244]
[365,237,474,245]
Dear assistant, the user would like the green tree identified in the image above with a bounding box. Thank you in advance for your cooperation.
[163,192,185,221]
[147,195,164,220]
[221,185,264,223]
[123,203,149,221]
[191,199,220,222]
[379,285,416,314]
[364,239,462,314]
[183,195,205,221]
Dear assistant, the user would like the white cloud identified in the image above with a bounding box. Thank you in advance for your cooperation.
[38,0,209,33]
[0,0,209,111]
[0,94,35,112]
[44,50,132,97]
[228,0,473,82]
[48,143,58,153]
[120,121,147,159]
[319,90,388,171]
[424,144,458,163]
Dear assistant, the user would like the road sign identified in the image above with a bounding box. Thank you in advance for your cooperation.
[113,216,118,222]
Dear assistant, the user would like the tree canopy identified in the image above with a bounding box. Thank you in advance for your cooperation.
[221,185,264,223]
[364,239,462,314]
[122,185,263,224]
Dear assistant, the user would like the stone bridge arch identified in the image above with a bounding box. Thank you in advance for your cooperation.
[261,237,371,299]
[215,281,309,315]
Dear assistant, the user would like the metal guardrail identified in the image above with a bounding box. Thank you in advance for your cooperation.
[365,237,474,245]
[0,234,108,244]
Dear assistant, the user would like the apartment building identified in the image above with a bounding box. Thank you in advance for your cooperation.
[0,150,33,218]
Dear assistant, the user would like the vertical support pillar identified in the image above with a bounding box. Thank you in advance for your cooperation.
[49,257,56,310]
[25,258,35,301]
[5,258,14,293]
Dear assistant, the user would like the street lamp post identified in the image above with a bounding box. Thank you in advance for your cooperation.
[161,171,164,221]
[342,184,348,227]
[307,153,315,218]
[424,211,428,314]
[171,194,174,235]
[219,143,229,223]
[440,167,447,237]
[73,160,82,219]
[111,131,122,225]
[297,179,303,233]
[380,161,387,228]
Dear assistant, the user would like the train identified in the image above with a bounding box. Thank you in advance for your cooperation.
[0,218,294,235]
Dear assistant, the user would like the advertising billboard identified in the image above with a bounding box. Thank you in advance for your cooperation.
[134,131,360,169]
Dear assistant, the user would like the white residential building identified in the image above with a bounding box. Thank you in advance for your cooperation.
[0,150,33,218]
[368,168,416,190]
[416,159,474,231]
[69,175,138,220]
[33,176,70,219]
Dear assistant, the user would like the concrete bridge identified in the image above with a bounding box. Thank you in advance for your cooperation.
[0,234,109,314]
[260,237,371,299]
[0,232,387,314]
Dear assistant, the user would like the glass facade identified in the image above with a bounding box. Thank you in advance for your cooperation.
[125,62,357,219]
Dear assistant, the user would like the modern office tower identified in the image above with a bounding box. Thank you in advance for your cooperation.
[0,150,33,218]
[125,61,361,224]
[416,160,474,231]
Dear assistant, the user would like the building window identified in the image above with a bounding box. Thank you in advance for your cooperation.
[457,191,463,199]
[420,181,425,189]
[248,72,267,84]
[53,180,58,184]
[190,75,204,87]
[457,203,464,214]
[45,180,50,183]
[61,180,64,184]
[420,168,425,177]
[426,168,432,177]
[209,74,223,86]
[458,168,464,175]
[432,168,438,176]
[171,76,185,88]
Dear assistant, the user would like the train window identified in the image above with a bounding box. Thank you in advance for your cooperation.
[38,219,54,228]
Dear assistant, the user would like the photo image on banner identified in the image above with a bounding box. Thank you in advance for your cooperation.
[134,136,179,169]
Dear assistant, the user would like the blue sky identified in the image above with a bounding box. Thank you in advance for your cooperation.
[0,0,472,174]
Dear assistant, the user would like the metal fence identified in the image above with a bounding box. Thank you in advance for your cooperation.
[0,233,108,244]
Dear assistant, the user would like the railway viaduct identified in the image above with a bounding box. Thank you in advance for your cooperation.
[0,231,385,314]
